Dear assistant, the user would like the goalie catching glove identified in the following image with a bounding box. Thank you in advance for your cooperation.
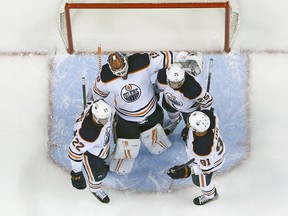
[175,51,203,76]
[167,164,191,179]
[70,171,87,190]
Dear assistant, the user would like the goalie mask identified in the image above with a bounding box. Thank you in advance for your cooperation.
[91,100,112,125]
[188,111,210,133]
[108,52,129,77]
[166,63,185,89]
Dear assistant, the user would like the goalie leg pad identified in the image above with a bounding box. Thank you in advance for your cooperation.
[140,123,172,155]
[109,158,135,175]
[113,138,141,159]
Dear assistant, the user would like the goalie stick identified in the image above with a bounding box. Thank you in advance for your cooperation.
[168,58,213,192]
[81,44,102,111]
[98,44,102,74]
[82,76,86,110]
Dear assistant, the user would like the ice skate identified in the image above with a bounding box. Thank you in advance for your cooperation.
[92,189,110,204]
[193,190,219,206]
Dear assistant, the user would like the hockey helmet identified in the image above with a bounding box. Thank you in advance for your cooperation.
[108,52,129,77]
[166,63,185,89]
[188,111,210,133]
[91,100,112,125]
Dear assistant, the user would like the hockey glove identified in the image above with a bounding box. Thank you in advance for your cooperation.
[167,165,191,179]
[175,51,189,62]
[181,126,189,141]
[70,171,87,190]
[152,83,161,101]
[155,92,160,101]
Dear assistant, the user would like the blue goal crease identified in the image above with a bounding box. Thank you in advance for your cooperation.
[48,53,249,192]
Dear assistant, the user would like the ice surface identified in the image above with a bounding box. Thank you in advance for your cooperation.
[1,0,288,215]
[49,53,248,191]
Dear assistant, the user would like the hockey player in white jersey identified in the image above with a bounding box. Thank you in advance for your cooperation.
[68,100,112,203]
[167,109,225,205]
[155,51,213,136]
[93,51,177,175]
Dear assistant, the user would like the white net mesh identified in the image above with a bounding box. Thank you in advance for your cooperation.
[59,12,68,49]
[58,0,240,53]
[229,0,240,47]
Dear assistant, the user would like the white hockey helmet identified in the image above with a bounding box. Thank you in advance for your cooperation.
[91,100,112,125]
[166,63,185,89]
[188,111,210,133]
[108,52,129,77]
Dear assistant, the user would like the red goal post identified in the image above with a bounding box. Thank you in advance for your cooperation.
[59,0,240,54]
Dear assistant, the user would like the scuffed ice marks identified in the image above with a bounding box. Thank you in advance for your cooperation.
[49,53,249,191]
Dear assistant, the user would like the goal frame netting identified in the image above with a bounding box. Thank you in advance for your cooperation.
[59,1,240,54]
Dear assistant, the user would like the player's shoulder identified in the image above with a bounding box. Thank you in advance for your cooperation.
[185,73,201,87]
[181,74,202,98]
[193,130,213,156]
[193,130,214,156]
[78,111,102,142]
[201,109,214,117]
[127,53,150,73]
[156,68,167,84]
[201,109,216,128]
[99,64,119,83]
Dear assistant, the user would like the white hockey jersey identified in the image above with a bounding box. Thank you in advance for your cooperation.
[155,69,213,113]
[185,110,225,175]
[93,51,175,122]
[68,104,111,172]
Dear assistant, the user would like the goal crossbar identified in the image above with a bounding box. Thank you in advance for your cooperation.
[61,2,235,54]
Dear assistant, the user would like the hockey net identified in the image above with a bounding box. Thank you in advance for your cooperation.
[58,0,240,54]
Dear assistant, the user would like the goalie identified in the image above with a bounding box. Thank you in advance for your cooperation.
[93,51,181,175]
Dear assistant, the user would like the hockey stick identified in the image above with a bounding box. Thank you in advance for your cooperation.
[168,158,195,192]
[82,76,86,110]
[190,58,213,109]
[81,45,101,111]
[98,44,102,74]
[206,58,213,93]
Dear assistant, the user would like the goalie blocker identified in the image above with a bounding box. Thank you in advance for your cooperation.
[110,123,172,174]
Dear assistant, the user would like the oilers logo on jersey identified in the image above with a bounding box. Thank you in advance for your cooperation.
[121,84,141,103]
